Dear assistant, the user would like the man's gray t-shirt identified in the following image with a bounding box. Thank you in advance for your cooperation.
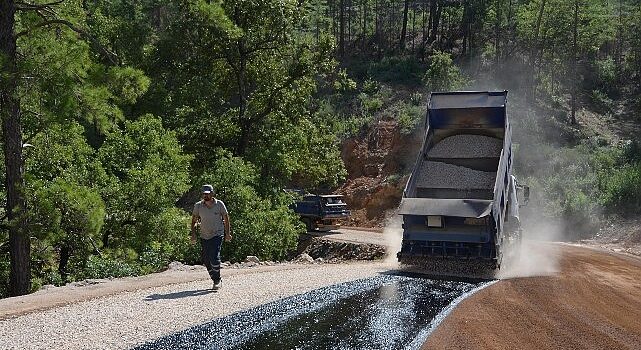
[193,199,228,239]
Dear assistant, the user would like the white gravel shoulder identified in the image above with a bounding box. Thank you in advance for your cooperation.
[0,261,394,350]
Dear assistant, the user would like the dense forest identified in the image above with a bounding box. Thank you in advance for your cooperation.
[2,0,641,297]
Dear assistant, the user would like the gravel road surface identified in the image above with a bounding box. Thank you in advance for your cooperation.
[0,262,394,350]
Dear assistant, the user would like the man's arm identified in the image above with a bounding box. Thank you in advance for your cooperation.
[190,214,199,243]
[223,213,232,242]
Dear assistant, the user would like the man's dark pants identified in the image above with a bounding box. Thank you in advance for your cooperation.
[201,236,223,283]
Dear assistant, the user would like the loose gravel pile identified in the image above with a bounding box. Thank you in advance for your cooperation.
[427,134,502,159]
[415,161,496,190]
[0,262,393,350]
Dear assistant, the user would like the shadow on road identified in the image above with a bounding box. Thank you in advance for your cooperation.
[145,289,213,301]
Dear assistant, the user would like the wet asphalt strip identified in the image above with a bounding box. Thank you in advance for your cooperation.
[133,274,495,350]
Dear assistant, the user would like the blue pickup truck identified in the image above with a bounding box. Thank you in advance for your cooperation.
[290,194,351,232]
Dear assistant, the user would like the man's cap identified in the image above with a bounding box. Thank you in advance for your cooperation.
[202,184,214,194]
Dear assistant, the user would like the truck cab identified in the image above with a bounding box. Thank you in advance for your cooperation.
[291,194,350,232]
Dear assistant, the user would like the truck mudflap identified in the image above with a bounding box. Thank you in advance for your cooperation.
[398,240,496,260]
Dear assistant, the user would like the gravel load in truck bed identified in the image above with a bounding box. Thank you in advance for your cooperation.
[427,134,503,159]
[416,161,496,189]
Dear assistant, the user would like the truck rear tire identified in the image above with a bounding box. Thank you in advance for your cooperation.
[302,218,314,231]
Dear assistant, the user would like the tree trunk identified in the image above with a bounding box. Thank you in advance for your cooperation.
[236,52,249,155]
[422,0,427,46]
[412,2,416,52]
[615,0,623,80]
[430,0,441,44]
[375,0,381,58]
[461,0,470,56]
[400,0,410,51]
[570,0,579,125]
[1,0,30,296]
[347,0,351,47]
[362,1,368,53]
[58,245,70,283]
[495,0,502,67]
[339,0,345,57]
[528,0,546,104]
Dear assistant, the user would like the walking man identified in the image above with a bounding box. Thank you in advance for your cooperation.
[191,184,232,290]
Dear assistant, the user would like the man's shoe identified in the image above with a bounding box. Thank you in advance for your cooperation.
[212,280,221,290]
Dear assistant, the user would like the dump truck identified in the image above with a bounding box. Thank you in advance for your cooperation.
[290,194,351,232]
[397,91,528,275]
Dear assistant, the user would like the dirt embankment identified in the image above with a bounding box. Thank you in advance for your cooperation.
[337,120,422,227]
[424,244,641,350]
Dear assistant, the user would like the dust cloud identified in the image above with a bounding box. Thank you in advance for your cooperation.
[383,215,403,265]
[497,213,564,279]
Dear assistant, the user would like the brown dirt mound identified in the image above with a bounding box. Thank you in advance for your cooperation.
[337,120,422,227]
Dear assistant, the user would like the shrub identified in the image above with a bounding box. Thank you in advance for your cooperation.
[27,179,106,282]
[97,114,191,252]
[410,92,423,106]
[0,256,8,298]
[385,174,402,185]
[589,89,614,114]
[358,92,383,114]
[599,162,641,214]
[397,103,424,134]
[423,51,467,92]
[366,56,426,85]
[362,78,379,94]
[77,255,141,280]
[333,69,357,92]
[334,114,373,138]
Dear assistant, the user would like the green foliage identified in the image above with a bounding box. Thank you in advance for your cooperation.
[358,92,383,114]
[397,102,424,134]
[517,138,641,236]
[333,114,374,139]
[98,115,191,251]
[589,89,614,114]
[24,122,106,186]
[333,69,357,92]
[409,92,423,106]
[595,140,641,214]
[77,255,141,280]
[385,174,402,185]
[365,56,426,86]
[27,179,106,281]
[0,252,8,298]
[599,163,641,213]
[6,0,641,299]
[362,78,380,94]
[106,66,151,105]
[422,51,467,92]
[515,0,617,102]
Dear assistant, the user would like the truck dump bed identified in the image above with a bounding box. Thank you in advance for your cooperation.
[398,91,519,270]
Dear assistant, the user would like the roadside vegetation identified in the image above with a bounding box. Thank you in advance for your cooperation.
[2,0,641,298]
